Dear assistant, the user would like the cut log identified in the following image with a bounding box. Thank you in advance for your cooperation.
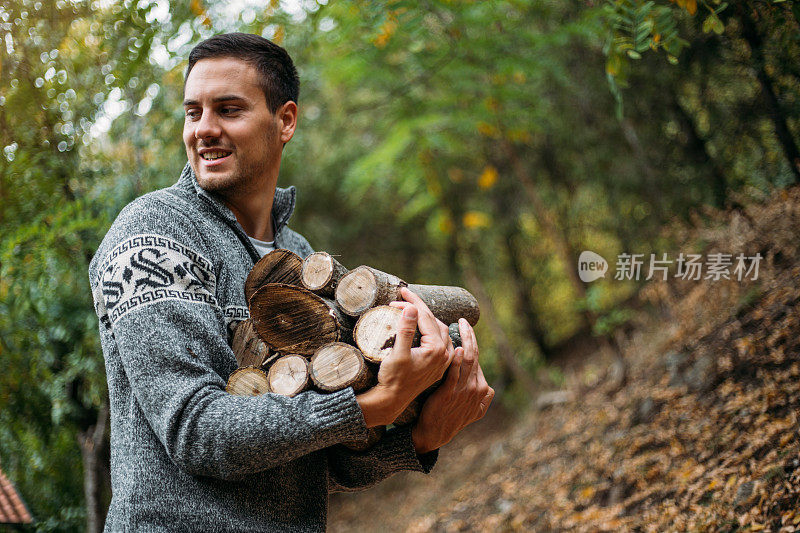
[231,319,271,368]
[226,367,270,396]
[335,266,480,325]
[336,266,406,316]
[342,426,385,451]
[301,252,349,297]
[310,343,375,392]
[250,283,353,355]
[353,305,403,363]
[267,355,310,397]
[405,284,480,326]
[354,307,465,363]
[244,249,304,304]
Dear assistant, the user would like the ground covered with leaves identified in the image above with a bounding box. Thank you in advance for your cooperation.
[328,187,800,532]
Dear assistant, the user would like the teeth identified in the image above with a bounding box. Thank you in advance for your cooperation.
[201,151,229,160]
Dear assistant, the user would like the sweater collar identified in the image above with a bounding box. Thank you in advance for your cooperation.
[177,162,297,233]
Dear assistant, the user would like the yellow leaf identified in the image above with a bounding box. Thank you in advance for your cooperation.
[273,26,285,44]
[686,0,697,15]
[750,525,765,531]
[478,166,498,189]
[463,211,490,229]
[373,19,397,48]
[438,214,454,235]
[190,0,206,17]
[476,121,498,137]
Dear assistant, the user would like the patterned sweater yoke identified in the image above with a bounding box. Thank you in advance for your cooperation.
[88,164,437,532]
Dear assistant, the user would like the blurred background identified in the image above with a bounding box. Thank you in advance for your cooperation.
[1,0,799,530]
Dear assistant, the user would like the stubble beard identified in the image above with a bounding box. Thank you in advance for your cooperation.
[192,122,280,200]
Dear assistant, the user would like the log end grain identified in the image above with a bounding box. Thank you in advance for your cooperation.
[302,252,335,291]
[226,367,270,396]
[310,342,371,392]
[231,319,270,368]
[353,305,404,363]
[244,249,304,303]
[267,355,309,397]
[335,266,379,316]
[250,283,342,355]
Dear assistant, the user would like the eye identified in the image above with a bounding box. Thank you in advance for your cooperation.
[185,108,200,120]
[220,106,240,116]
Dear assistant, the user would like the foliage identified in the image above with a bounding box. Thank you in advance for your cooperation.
[0,0,798,529]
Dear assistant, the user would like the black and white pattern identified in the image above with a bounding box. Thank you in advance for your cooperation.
[223,305,250,339]
[95,234,217,326]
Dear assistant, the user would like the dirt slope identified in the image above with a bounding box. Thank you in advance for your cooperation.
[329,187,800,532]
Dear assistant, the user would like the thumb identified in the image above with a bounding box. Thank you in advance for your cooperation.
[393,305,418,355]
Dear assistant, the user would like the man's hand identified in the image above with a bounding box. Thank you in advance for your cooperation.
[356,287,454,427]
[410,318,494,454]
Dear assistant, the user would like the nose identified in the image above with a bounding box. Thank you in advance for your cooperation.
[194,108,222,141]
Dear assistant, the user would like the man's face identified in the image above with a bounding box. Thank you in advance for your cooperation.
[183,57,281,196]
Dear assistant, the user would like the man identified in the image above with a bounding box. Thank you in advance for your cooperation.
[88,32,493,532]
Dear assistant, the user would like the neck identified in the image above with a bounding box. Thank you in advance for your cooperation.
[219,178,277,242]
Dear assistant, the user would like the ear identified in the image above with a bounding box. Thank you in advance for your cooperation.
[277,101,298,144]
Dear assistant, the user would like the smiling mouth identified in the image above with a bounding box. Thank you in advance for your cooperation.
[200,150,231,160]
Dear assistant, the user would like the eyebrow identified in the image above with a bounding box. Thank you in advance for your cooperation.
[183,95,247,106]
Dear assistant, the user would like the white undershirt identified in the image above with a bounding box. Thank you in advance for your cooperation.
[248,236,275,258]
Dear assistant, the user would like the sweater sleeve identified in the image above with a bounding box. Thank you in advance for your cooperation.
[90,206,370,481]
[326,425,438,493]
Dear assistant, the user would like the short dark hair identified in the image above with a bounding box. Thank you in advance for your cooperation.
[186,32,299,113]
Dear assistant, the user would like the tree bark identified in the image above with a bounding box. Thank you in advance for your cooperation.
[670,92,729,208]
[336,265,480,325]
[78,402,109,533]
[501,222,553,359]
[737,4,800,183]
[499,140,592,328]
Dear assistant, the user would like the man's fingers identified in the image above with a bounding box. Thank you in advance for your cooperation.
[479,387,495,416]
[445,348,463,387]
[392,305,418,355]
[400,288,444,339]
[456,348,474,389]
[459,318,478,360]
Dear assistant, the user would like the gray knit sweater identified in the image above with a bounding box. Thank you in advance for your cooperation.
[88,164,437,532]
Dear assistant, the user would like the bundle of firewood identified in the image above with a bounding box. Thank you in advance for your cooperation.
[225,249,480,449]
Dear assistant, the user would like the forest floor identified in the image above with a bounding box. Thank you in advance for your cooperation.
[328,186,800,532]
